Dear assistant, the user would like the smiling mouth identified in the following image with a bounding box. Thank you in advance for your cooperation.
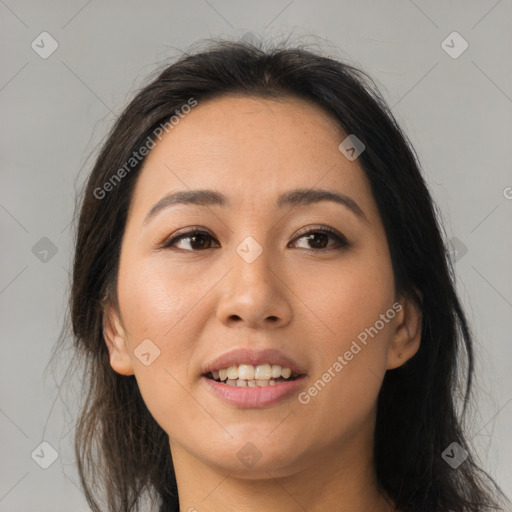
[204,363,302,387]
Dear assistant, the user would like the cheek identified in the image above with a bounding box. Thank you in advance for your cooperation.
[117,256,208,341]
[116,257,213,436]
[296,313,392,448]
[116,253,222,386]
[293,243,395,430]
[294,239,396,351]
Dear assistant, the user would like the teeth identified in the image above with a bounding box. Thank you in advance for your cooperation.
[271,365,281,378]
[238,364,255,380]
[255,364,271,380]
[208,363,299,386]
[211,363,295,382]
[227,366,238,379]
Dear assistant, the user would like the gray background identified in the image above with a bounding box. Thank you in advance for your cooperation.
[1,1,511,510]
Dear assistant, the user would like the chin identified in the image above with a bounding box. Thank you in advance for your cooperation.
[196,433,307,476]
[208,451,305,479]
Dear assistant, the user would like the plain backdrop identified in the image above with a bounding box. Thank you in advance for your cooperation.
[1,1,511,510]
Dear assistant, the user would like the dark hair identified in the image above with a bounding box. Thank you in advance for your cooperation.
[51,37,509,512]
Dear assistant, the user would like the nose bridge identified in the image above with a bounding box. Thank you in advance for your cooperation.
[216,234,292,328]
[233,235,274,292]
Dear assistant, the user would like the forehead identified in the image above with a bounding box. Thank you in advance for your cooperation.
[129,94,375,218]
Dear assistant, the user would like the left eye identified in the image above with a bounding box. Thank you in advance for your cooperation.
[290,228,348,251]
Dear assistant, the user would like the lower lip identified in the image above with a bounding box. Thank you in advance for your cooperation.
[202,376,306,408]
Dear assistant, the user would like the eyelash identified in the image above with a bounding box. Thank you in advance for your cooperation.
[160,225,349,253]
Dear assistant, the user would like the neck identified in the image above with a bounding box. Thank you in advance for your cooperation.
[170,416,396,512]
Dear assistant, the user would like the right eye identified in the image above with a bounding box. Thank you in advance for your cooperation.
[161,229,220,252]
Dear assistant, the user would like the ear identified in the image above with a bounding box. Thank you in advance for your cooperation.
[103,304,135,376]
[386,293,422,370]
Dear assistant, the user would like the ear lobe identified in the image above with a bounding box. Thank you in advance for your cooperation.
[103,305,135,376]
[386,294,422,370]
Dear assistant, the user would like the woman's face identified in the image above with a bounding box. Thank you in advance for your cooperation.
[104,94,420,478]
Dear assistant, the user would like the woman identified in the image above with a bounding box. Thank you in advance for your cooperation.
[55,38,509,511]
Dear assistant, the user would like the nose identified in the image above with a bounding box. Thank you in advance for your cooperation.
[215,244,293,330]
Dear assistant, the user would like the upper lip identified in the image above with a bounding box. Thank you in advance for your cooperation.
[202,348,307,376]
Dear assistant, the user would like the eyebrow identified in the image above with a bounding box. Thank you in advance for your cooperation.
[144,188,367,225]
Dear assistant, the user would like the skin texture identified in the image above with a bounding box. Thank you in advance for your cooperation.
[103,94,422,512]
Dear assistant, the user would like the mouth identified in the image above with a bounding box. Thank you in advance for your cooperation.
[204,363,303,387]
[202,367,306,408]
[201,348,307,407]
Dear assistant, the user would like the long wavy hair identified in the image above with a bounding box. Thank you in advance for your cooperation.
[49,37,510,512]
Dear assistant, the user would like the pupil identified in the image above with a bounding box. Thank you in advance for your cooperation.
[192,235,208,249]
[309,233,327,249]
